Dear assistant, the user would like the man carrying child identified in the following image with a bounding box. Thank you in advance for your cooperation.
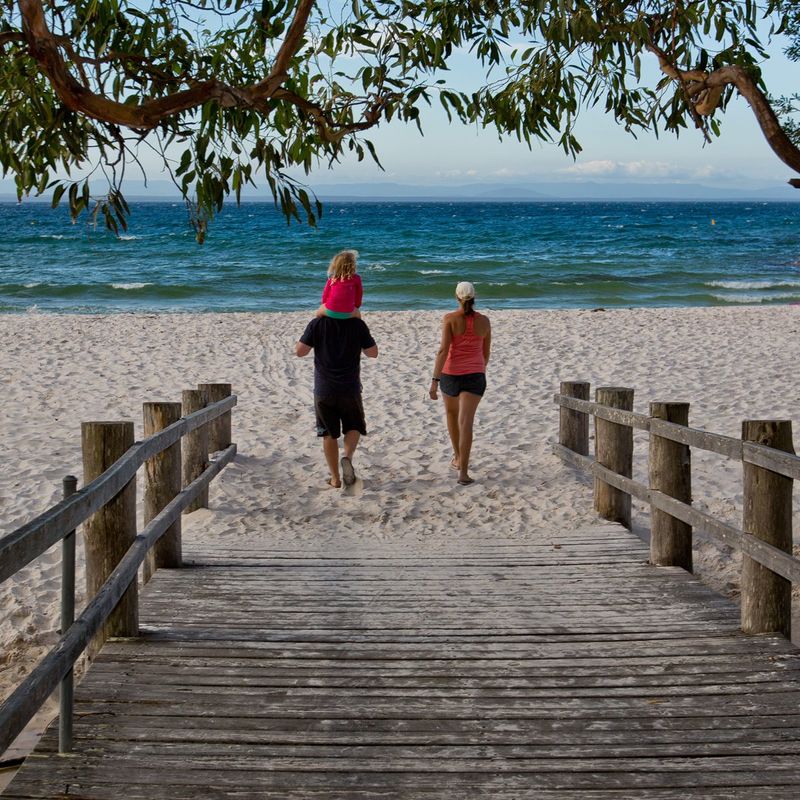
[294,314,378,489]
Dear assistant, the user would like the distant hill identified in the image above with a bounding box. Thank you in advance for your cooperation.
[3,178,798,204]
[312,180,800,202]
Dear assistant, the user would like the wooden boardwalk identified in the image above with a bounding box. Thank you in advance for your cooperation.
[4,522,800,799]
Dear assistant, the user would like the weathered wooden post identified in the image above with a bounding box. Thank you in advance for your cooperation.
[741,420,794,637]
[143,402,183,582]
[198,382,232,452]
[649,402,692,570]
[81,421,138,656]
[559,381,590,455]
[182,389,209,512]
[594,387,634,528]
[59,474,77,753]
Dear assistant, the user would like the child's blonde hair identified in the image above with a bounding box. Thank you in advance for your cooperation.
[328,249,358,282]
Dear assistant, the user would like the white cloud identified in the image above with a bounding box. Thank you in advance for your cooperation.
[490,167,526,178]
[562,159,677,178]
[434,169,472,179]
[623,160,674,177]
[562,160,617,176]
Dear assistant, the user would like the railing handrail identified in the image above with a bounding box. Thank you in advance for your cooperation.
[0,443,237,755]
[552,442,800,585]
[553,389,800,600]
[554,392,800,478]
[0,394,237,584]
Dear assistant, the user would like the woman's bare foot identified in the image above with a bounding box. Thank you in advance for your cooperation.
[326,477,342,488]
[449,457,460,471]
[457,473,474,485]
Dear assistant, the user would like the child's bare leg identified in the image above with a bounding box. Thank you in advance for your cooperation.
[315,304,327,318]
[351,309,362,319]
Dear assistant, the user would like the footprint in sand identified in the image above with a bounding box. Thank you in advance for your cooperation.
[342,477,364,497]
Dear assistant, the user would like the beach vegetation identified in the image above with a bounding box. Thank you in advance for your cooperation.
[1,0,798,241]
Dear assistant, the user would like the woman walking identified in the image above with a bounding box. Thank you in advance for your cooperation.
[429,281,491,485]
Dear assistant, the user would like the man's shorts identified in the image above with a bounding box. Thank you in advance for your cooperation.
[314,394,367,439]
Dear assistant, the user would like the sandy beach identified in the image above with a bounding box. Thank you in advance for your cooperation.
[2,305,800,772]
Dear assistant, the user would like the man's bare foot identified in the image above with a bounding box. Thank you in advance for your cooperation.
[326,477,342,488]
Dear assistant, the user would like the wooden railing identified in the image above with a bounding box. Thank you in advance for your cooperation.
[0,384,237,757]
[554,381,799,640]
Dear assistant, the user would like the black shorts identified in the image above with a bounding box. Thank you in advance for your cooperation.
[314,394,367,438]
[439,372,487,397]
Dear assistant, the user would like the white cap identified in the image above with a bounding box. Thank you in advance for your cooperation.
[455,281,475,300]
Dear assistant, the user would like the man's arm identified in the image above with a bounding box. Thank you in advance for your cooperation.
[296,319,316,356]
[359,319,377,358]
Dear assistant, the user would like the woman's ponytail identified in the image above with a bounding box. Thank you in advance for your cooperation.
[462,297,475,316]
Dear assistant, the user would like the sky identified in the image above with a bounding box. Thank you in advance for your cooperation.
[300,32,800,192]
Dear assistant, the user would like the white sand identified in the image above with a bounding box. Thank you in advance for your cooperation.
[1,306,799,773]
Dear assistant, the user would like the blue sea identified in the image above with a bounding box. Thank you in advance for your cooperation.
[1,200,798,312]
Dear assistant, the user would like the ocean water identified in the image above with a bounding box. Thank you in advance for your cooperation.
[1,200,798,312]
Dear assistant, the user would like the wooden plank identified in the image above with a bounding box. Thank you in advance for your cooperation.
[648,418,743,460]
[55,711,800,736]
[553,444,651,503]
[743,439,800,480]
[553,394,651,430]
[1,785,794,800]
[9,761,800,790]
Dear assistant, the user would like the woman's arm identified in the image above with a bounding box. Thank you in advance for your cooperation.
[429,317,453,400]
[482,319,492,367]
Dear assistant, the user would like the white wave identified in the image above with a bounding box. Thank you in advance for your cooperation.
[111,282,152,290]
[26,304,40,314]
[118,235,138,241]
[712,292,800,304]
[418,269,452,275]
[24,282,41,288]
[707,279,800,290]
[39,234,65,240]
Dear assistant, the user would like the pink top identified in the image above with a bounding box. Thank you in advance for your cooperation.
[322,274,363,313]
[443,315,486,375]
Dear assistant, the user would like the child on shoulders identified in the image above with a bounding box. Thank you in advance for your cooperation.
[316,249,363,319]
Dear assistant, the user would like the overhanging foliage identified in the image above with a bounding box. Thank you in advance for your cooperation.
[1,1,797,241]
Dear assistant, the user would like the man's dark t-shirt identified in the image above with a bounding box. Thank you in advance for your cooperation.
[299,317,376,397]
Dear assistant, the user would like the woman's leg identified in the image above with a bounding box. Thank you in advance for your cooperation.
[442,393,461,467]
[457,392,482,483]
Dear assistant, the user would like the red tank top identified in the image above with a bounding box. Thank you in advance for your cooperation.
[443,315,486,375]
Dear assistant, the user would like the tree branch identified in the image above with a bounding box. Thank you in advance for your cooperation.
[17,0,316,129]
[270,87,392,143]
[0,31,25,46]
[252,0,315,96]
[649,42,800,177]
